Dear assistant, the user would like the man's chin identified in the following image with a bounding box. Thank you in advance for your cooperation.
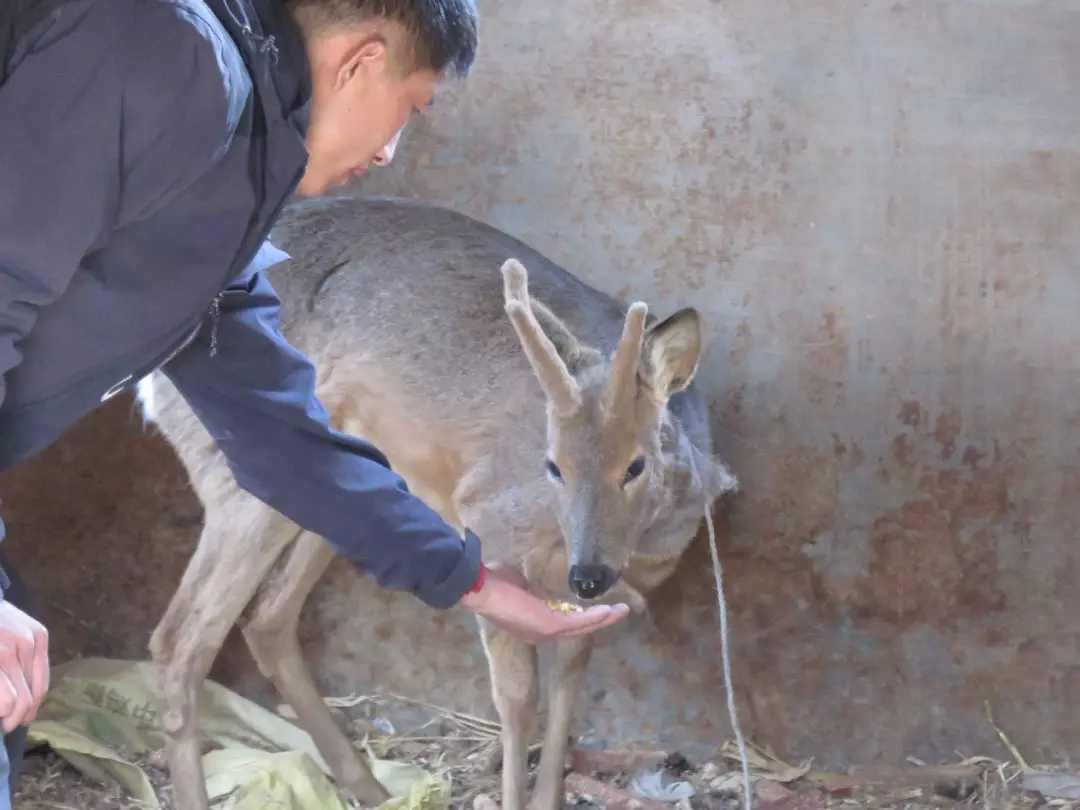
[298,172,365,198]
[293,169,342,198]
[292,174,322,198]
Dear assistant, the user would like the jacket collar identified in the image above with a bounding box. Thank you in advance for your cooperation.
[204,0,312,136]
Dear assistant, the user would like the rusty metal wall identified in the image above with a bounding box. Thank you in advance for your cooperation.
[0,0,1078,773]
[343,0,1080,766]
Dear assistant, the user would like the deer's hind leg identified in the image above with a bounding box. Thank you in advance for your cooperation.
[149,491,301,810]
[240,529,391,806]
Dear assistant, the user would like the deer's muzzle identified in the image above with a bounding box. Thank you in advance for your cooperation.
[568,563,619,600]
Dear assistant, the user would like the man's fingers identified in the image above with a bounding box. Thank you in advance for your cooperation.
[0,603,51,730]
[14,622,46,724]
[0,670,14,727]
[28,624,49,715]
[566,604,628,625]
[560,619,623,638]
[538,603,630,640]
[0,648,33,733]
[7,665,32,732]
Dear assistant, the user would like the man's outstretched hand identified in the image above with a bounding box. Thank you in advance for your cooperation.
[457,563,629,644]
[0,600,49,733]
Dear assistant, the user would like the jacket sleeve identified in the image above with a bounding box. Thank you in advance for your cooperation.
[159,247,484,610]
[0,0,235,590]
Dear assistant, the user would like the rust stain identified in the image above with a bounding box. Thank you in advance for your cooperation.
[898,400,921,427]
[729,321,752,366]
[832,433,847,460]
[849,440,866,466]
[843,462,1010,631]
[739,99,754,132]
[934,406,962,458]
[759,444,841,547]
[793,309,851,407]
[961,444,985,469]
[891,433,915,469]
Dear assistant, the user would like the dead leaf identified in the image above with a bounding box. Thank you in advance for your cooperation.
[717,741,809,783]
[1022,769,1080,799]
[754,779,794,802]
[708,772,745,794]
[848,762,984,785]
[804,770,856,795]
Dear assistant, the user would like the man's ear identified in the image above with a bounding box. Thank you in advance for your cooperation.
[338,34,388,88]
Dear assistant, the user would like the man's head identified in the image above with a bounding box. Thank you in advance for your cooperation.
[287,0,478,196]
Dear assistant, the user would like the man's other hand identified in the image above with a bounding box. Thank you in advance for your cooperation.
[458,563,629,644]
[0,600,49,732]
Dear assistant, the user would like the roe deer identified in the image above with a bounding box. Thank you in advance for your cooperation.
[138,195,738,810]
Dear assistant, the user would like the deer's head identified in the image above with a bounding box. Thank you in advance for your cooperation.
[501,259,737,602]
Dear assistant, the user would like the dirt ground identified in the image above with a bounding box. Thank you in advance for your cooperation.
[8,742,1056,810]
[11,691,1070,810]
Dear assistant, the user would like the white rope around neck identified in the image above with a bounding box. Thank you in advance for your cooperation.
[704,500,752,810]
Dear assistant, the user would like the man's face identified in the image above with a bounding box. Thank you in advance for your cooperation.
[297,26,437,196]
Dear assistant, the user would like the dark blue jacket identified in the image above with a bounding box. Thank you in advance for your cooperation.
[0,0,482,608]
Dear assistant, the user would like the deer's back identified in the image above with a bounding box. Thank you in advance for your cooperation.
[266,196,713,466]
[267,196,626,410]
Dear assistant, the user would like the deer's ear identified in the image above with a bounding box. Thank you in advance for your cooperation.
[502,258,601,413]
[641,308,703,403]
[530,299,603,375]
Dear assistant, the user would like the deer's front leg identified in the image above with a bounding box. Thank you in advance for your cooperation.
[478,618,539,810]
[530,636,593,810]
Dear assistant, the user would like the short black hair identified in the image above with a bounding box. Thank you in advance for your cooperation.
[285,0,479,78]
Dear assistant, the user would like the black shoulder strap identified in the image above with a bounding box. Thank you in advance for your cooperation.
[0,0,72,87]
[0,0,24,85]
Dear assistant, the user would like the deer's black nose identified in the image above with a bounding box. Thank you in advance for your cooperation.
[568,564,618,600]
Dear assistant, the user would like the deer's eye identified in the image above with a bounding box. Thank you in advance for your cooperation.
[624,456,646,485]
[545,459,564,483]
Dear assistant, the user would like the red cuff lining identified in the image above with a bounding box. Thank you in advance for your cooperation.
[469,563,487,593]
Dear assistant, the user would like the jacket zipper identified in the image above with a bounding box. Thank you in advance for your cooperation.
[99,294,221,402]
[208,293,221,357]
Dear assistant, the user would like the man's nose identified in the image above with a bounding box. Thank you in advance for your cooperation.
[372,127,405,167]
[568,563,618,600]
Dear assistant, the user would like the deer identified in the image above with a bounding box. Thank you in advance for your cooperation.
[136,194,738,810]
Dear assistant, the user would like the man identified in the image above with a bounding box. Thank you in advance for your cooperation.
[0,0,629,802]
